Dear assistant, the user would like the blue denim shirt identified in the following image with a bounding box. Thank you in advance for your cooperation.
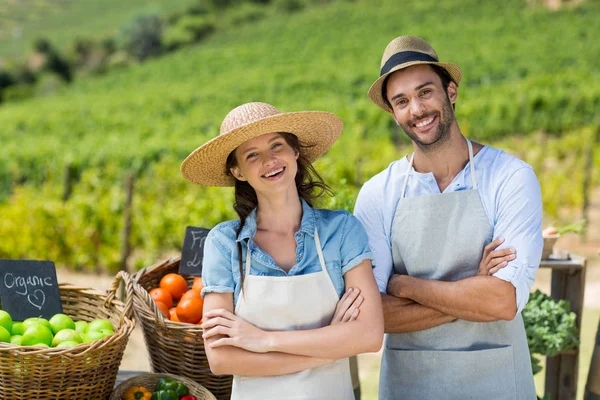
[201,199,373,305]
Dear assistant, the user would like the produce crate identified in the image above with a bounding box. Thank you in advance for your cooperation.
[0,271,135,400]
[132,258,232,400]
[110,372,216,400]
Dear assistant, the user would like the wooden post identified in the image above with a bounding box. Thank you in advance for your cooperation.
[584,320,600,400]
[119,172,134,300]
[581,126,599,242]
[391,121,404,152]
[543,255,587,400]
[62,163,74,202]
[350,355,361,400]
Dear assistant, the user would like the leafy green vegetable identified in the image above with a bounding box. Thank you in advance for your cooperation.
[523,290,579,375]
[556,220,586,235]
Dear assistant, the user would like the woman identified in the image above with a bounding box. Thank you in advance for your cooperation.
[180,102,384,400]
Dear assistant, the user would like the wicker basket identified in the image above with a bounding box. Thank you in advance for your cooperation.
[110,372,216,400]
[0,271,135,400]
[132,258,232,400]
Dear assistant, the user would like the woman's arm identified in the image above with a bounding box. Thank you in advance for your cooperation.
[203,292,335,376]
[205,260,384,360]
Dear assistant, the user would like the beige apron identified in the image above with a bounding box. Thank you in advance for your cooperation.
[379,139,536,400]
[231,228,355,400]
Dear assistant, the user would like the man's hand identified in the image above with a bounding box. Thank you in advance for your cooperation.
[477,238,515,276]
[331,287,363,325]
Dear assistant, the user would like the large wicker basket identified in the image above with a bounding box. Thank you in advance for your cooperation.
[110,372,217,400]
[0,271,135,400]
[132,258,232,400]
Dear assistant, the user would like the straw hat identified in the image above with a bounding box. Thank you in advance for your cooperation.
[181,102,343,186]
[368,36,462,112]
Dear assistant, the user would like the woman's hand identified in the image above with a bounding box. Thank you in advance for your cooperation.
[330,287,363,325]
[478,238,516,276]
[202,309,272,353]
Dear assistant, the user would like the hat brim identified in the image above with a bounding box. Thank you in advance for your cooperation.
[367,61,462,112]
[181,111,343,186]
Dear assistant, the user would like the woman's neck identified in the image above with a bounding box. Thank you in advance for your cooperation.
[255,191,303,235]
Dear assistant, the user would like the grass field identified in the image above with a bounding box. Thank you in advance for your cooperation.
[1,0,599,270]
[0,0,197,57]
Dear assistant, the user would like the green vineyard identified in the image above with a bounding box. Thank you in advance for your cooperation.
[0,0,598,271]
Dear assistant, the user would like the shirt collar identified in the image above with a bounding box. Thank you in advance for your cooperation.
[235,198,316,242]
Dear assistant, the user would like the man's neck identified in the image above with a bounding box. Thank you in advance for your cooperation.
[411,128,481,192]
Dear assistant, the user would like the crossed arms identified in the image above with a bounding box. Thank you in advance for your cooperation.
[382,240,518,333]
[202,259,384,376]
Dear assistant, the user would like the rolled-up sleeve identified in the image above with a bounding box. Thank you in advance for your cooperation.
[354,184,393,294]
[339,214,374,275]
[201,229,235,299]
[492,166,543,314]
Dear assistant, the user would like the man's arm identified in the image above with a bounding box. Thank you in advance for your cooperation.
[388,274,517,322]
[382,238,515,331]
[381,294,456,333]
[353,184,450,333]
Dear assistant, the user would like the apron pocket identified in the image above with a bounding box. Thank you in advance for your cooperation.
[381,346,517,400]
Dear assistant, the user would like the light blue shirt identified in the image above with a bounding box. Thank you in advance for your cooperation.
[354,145,543,314]
[202,199,373,305]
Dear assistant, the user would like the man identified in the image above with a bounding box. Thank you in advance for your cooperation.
[354,36,542,399]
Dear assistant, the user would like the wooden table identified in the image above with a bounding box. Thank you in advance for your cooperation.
[540,253,587,400]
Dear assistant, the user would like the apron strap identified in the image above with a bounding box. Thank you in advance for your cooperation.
[466,139,477,190]
[244,229,328,279]
[401,138,478,197]
[245,243,252,278]
[241,241,251,296]
[313,228,327,273]
[401,153,415,199]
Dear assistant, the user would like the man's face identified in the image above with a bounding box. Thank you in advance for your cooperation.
[385,65,457,151]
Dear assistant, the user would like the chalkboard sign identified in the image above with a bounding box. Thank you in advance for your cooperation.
[179,226,210,277]
[0,260,63,320]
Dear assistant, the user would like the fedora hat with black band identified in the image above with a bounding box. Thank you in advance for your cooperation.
[368,36,462,112]
[181,102,343,187]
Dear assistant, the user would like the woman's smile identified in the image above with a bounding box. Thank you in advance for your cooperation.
[262,166,286,180]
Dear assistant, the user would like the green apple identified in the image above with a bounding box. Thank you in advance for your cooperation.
[23,317,51,331]
[0,310,13,334]
[49,314,76,335]
[33,343,49,348]
[82,331,105,343]
[51,329,82,347]
[99,329,114,338]
[56,340,79,348]
[74,321,89,334]
[11,322,24,336]
[0,326,10,343]
[88,319,114,333]
[10,335,23,345]
[21,325,53,346]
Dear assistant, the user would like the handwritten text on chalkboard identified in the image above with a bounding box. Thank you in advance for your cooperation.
[179,226,210,276]
[0,260,63,320]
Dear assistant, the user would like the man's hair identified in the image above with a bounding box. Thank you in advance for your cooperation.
[382,64,455,111]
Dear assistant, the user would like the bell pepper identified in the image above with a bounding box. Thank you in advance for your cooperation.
[150,390,178,400]
[154,377,189,397]
[123,386,152,400]
[180,396,198,400]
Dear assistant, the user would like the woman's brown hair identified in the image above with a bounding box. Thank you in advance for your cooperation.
[225,132,333,287]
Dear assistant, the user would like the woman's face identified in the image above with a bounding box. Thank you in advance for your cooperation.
[230,132,299,195]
